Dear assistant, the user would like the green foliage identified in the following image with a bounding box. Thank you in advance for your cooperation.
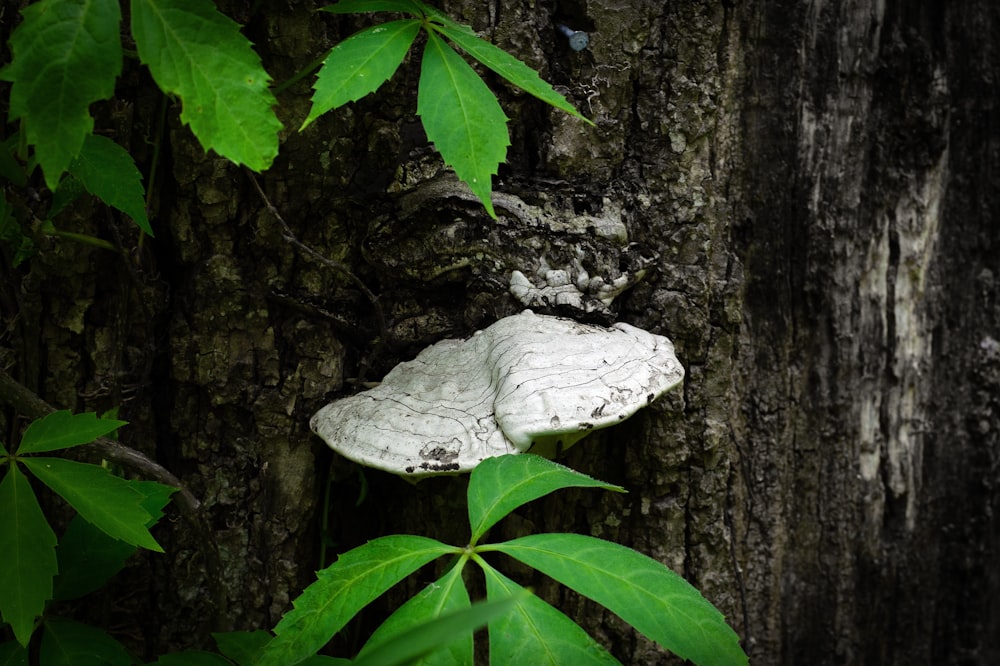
[39,617,132,666]
[0,411,176,647]
[129,0,282,171]
[306,0,592,217]
[0,0,283,242]
[0,0,587,252]
[255,454,747,666]
[68,135,153,236]
[0,0,123,191]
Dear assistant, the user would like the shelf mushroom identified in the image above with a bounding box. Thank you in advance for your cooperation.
[310,310,684,476]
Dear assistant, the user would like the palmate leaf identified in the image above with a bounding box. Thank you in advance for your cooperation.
[489,533,749,666]
[130,0,282,171]
[359,558,472,665]
[40,618,131,666]
[352,591,530,666]
[68,135,152,236]
[0,641,29,665]
[21,458,162,552]
[260,535,455,666]
[302,20,421,130]
[0,465,58,646]
[0,0,122,190]
[53,515,137,601]
[418,30,509,218]
[467,454,624,544]
[479,559,620,665]
[17,410,126,455]
[430,22,593,125]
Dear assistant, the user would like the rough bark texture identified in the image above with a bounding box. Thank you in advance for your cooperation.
[1,0,997,664]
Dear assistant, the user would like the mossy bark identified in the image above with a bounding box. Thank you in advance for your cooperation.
[1,0,997,663]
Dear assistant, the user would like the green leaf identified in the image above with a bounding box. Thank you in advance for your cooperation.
[0,0,122,190]
[0,137,26,187]
[130,0,282,171]
[47,174,87,221]
[302,20,421,130]
[69,135,152,236]
[53,514,137,601]
[352,591,530,666]
[213,630,271,666]
[21,457,162,552]
[130,479,179,525]
[467,454,624,544]
[149,652,232,666]
[320,0,423,14]
[40,618,132,666]
[431,23,592,125]
[17,411,127,455]
[489,534,748,666]
[260,535,455,666]
[0,465,58,646]
[479,559,621,665]
[418,30,509,218]
[359,559,472,665]
[0,641,29,666]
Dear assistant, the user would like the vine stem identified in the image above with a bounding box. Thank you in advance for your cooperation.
[0,368,229,630]
[245,171,388,342]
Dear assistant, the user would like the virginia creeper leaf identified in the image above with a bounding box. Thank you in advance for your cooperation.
[479,559,621,665]
[53,514,137,601]
[0,641,29,665]
[21,458,162,552]
[352,591,530,666]
[130,479,179,524]
[0,0,122,190]
[431,23,592,125]
[359,559,472,665]
[418,30,509,218]
[69,135,152,236]
[0,465,57,646]
[213,630,272,666]
[490,533,749,666]
[17,410,126,455]
[40,618,131,666]
[467,454,624,544]
[321,0,423,15]
[302,20,421,129]
[260,535,455,666]
[130,0,282,171]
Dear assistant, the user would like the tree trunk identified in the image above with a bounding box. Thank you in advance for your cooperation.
[1,0,997,663]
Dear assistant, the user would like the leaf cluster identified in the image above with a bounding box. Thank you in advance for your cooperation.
[0,0,589,260]
[226,454,745,666]
[0,0,283,257]
[0,411,176,655]
[306,0,592,217]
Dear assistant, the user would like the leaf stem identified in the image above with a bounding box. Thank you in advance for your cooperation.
[49,229,119,252]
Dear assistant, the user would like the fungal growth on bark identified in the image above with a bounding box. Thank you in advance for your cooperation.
[311,310,684,476]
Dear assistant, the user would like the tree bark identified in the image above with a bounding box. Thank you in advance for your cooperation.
[1,0,997,663]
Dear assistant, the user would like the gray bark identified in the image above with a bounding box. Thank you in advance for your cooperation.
[1,0,997,663]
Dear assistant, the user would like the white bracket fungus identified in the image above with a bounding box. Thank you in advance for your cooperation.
[311,310,684,477]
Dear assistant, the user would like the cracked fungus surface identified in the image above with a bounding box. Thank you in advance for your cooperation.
[310,310,684,476]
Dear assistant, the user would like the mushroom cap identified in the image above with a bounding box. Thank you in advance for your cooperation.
[310,310,684,476]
